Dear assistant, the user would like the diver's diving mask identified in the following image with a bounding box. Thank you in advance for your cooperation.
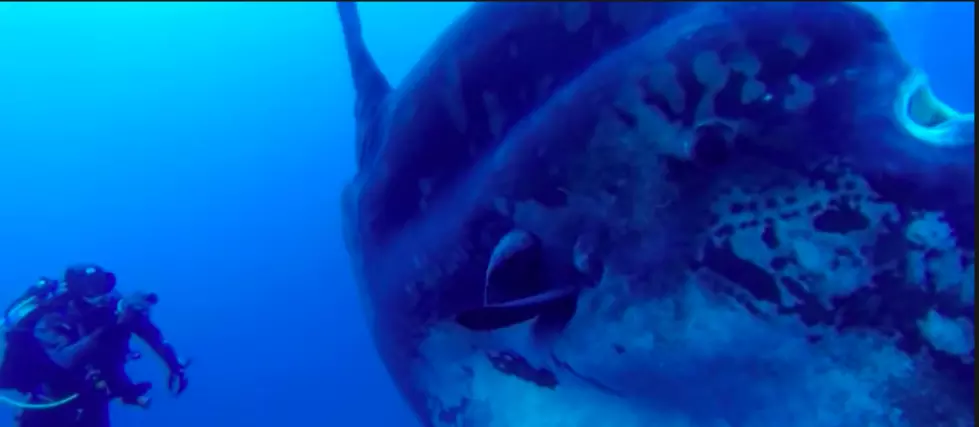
[64,265,117,304]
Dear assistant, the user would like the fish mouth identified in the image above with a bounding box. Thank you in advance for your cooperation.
[895,70,975,147]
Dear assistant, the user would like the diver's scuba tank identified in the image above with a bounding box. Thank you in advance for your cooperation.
[0,278,81,411]
[2,277,62,332]
[0,277,67,396]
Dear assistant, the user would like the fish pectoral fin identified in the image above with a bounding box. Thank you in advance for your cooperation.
[456,305,539,331]
[455,290,577,331]
[455,230,580,332]
[484,230,546,306]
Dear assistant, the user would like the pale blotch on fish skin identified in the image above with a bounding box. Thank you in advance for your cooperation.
[691,50,729,128]
[482,91,505,141]
[727,49,762,77]
[784,74,815,111]
[728,50,768,105]
[612,85,687,159]
[441,60,468,133]
[781,31,812,58]
[694,97,717,131]
[741,80,767,105]
[692,50,729,91]
[560,2,591,33]
[636,107,689,157]
[644,62,686,114]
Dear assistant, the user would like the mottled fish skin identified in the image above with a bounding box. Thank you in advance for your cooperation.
[346,2,700,246]
[338,2,974,427]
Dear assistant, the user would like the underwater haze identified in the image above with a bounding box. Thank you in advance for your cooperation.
[0,2,972,427]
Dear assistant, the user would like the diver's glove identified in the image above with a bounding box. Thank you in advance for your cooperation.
[117,291,159,325]
[167,358,191,396]
[119,381,153,409]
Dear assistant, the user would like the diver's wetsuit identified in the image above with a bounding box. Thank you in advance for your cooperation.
[15,291,181,427]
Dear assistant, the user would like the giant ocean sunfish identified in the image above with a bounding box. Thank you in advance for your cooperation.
[337,2,974,426]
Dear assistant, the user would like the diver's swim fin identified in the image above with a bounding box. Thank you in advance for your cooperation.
[456,230,579,331]
[335,2,391,168]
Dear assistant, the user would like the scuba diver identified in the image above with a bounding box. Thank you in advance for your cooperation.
[0,264,191,427]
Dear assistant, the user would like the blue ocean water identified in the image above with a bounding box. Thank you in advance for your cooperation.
[0,2,972,427]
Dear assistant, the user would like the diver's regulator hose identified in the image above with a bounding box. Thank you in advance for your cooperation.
[0,393,78,410]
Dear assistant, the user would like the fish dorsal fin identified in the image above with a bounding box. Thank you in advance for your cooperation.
[336,2,391,168]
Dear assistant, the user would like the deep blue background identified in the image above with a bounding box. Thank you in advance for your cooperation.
[0,2,971,427]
